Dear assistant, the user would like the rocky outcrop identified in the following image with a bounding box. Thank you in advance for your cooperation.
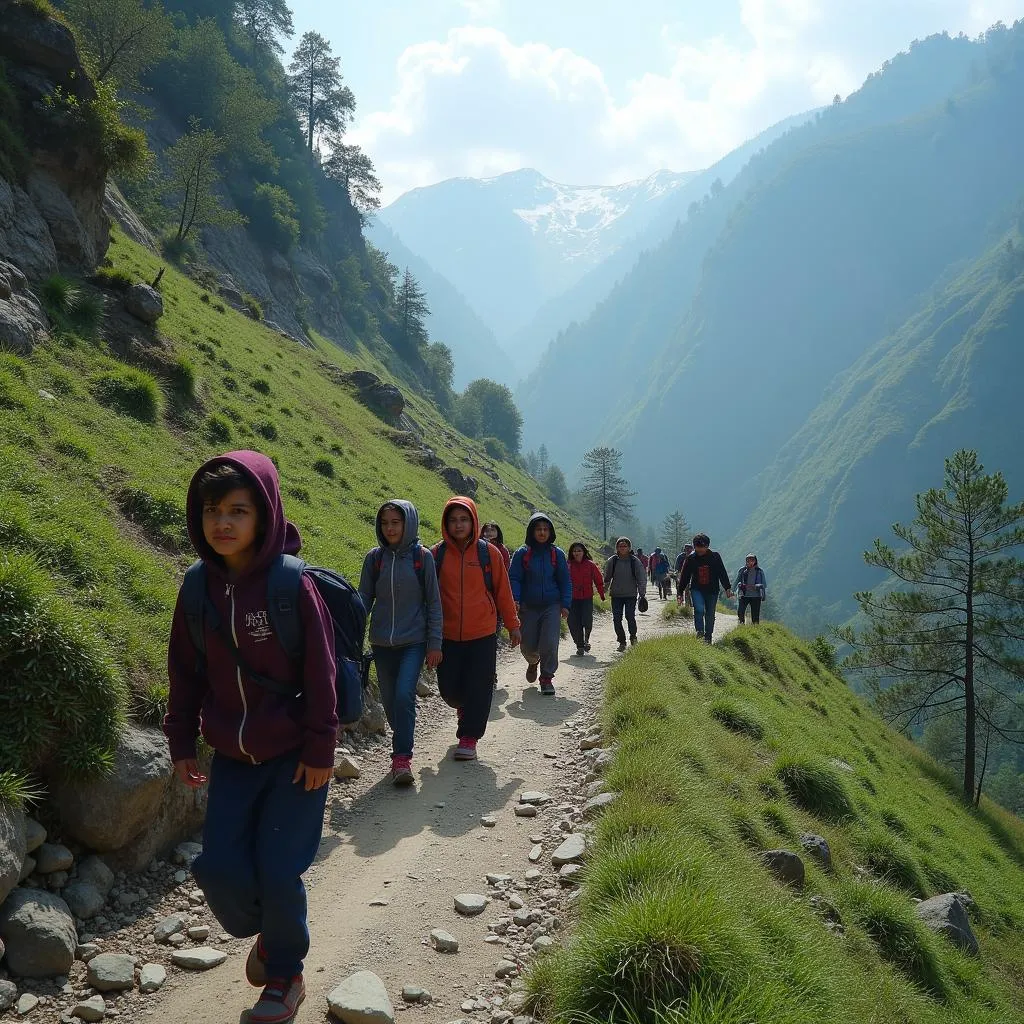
[0,0,111,276]
[440,466,479,498]
[124,282,163,324]
[103,181,155,251]
[334,368,406,425]
[0,803,26,906]
[0,257,48,353]
[915,893,979,955]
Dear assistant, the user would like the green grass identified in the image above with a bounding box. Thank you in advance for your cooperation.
[0,228,599,781]
[528,623,1024,1023]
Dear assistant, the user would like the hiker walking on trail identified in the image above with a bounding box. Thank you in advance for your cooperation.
[433,497,521,760]
[567,541,605,657]
[509,512,572,696]
[603,537,648,651]
[481,521,512,568]
[637,548,649,576]
[735,553,767,625]
[650,547,672,600]
[358,501,442,787]
[675,543,694,608]
[165,452,338,1024]
[677,533,733,644]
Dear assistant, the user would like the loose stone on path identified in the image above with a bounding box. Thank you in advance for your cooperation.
[71,995,106,1022]
[326,969,394,1023]
[513,805,538,818]
[138,963,166,993]
[429,928,459,952]
[454,893,488,916]
[86,952,135,992]
[170,947,227,970]
[551,834,586,866]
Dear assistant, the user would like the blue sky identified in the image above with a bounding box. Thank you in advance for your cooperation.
[288,0,1024,202]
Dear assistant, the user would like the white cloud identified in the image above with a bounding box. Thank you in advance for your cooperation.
[355,1,1024,201]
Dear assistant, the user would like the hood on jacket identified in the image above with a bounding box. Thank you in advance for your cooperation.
[375,499,420,552]
[441,496,479,548]
[186,450,300,579]
[525,511,556,546]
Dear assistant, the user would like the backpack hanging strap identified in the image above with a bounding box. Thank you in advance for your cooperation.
[267,553,306,663]
[181,560,209,664]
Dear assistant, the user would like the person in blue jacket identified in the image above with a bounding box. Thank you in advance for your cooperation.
[509,512,571,696]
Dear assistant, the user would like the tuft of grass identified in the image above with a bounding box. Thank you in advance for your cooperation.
[775,756,855,822]
[113,486,187,551]
[167,354,197,404]
[251,377,271,395]
[93,266,135,292]
[205,414,232,444]
[253,419,278,441]
[0,770,44,808]
[92,366,163,422]
[852,829,928,896]
[710,697,764,740]
[313,457,335,478]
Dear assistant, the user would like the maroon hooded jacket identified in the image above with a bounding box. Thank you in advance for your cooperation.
[164,451,338,769]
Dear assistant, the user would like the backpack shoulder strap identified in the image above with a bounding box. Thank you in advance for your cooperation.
[370,546,384,583]
[412,542,426,592]
[478,539,494,594]
[181,560,209,659]
[267,553,307,662]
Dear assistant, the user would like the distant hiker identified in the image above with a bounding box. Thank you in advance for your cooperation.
[358,501,442,786]
[481,521,512,568]
[735,553,767,625]
[567,541,605,657]
[650,547,672,600]
[675,543,694,608]
[434,497,521,759]
[677,533,733,644]
[509,512,572,696]
[603,537,647,651]
[165,452,337,1023]
[637,547,649,575]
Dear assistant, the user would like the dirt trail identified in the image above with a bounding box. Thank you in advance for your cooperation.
[149,601,733,1023]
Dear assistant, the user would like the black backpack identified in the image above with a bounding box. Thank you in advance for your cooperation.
[181,554,369,725]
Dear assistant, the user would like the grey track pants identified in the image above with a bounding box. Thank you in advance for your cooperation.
[519,603,563,678]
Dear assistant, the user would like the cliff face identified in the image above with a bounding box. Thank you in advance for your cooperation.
[0,0,110,281]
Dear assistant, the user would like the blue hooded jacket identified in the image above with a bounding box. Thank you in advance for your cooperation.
[358,499,443,650]
[509,512,572,609]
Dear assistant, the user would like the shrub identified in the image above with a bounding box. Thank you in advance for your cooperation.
[710,698,764,740]
[287,486,310,504]
[0,770,43,809]
[251,377,271,395]
[54,434,94,461]
[775,756,854,821]
[313,457,335,479]
[811,635,837,672]
[842,881,946,995]
[0,553,125,779]
[92,367,163,422]
[223,375,239,391]
[253,419,278,441]
[205,414,232,444]
[246,182,300,252]
[114,486,188,551]
[241,292,263,320]
[160,232,196,263]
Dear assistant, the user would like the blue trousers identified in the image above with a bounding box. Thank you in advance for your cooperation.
[192,750,328,978]
[373,642,426,757]
[691,589,720,642]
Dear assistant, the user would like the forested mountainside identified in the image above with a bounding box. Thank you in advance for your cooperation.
[364,219,512,388]
[519,28,998,470]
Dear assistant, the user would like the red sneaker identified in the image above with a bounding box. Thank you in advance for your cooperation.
[454,737,478,760]
[391,755,414,786]
[248,975,305,1024]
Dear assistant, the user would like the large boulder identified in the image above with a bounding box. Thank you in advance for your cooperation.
[326,970,395,1023]
[0,259,48,354]
[124,283,163,324]
[51,725,172,856]
[915,893,979,955]
[0,802,26,906]
[0,887,77,977]
[337,369,406,425]
[760,849,805,890]
[0,183,57,285]
[440,467,478,499]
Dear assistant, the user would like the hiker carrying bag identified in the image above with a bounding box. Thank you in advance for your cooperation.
[370,542,426,594]
[181,554,369,726]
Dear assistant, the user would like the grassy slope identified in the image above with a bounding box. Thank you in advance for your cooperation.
[528,624,1024,1024]
[0,229,597,734]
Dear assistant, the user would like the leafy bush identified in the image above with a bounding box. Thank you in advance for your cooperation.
[253,419,278,441]
[251,377,271,395]
[0,553,125,779]
[205,414,232,444]
[114,486,188,551]
[710,698,764,740]
[92,367,163,422]
[241,292,263,320]
[246,182,300,253]
[775,756,854,821]
[313,457,335,479]
[482,436,509,461]
[811,635,838,672]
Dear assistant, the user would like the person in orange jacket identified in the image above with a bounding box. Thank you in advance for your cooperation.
[433,497,521,760]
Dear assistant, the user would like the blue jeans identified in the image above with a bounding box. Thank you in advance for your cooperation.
[373,642,426,757]
[611,597,637,643]
[192,750,328,978]
[691,589,719,642]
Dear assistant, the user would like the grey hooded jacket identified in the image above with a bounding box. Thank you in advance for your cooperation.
[358,500,443,650]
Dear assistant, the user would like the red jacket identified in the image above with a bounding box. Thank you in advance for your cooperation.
[569,559,605,601]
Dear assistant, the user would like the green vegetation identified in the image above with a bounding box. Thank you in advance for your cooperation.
[528,624,1023,1022]
[0,229,596,790]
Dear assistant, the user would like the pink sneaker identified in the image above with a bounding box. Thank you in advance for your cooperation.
[454,738,478,760]
[391,755,414,786]
[248,975,305,1024]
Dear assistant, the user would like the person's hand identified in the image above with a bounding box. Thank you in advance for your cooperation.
[560,607,569,619]
[725,590,734,600]
[507,628,522,647]
[293,762,332,791]
[426,649,443,669]
[174,759,207,789]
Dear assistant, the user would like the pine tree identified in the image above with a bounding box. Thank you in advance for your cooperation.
[324,142,381,220]
[233,0,294,53]
[395,268,430,354]
[537,444,549,477]
[837,450,1024,803]
[661,510,690,553]
[579,447,636,541]
[288,31,355,152]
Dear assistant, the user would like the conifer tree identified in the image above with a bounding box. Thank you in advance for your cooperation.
[395,268,429,353]
[837,450,1024,804]
[233,0,294,53]
[324,142,381,220]
[579,447,636,541]
[288,31,354,152]
[661,510,690,553]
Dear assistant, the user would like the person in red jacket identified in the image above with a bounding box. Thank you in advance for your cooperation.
[481,521,512,568]
[164,451,337,1024]
[567,541,606,657]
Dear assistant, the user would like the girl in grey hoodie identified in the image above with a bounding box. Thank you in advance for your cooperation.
[358,501,443,785]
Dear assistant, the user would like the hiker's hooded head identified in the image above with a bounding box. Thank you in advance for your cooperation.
[481,521,505,545]
[616,536,632,556]
[442,497,478,549]
[526,511,556,547]
[745,553,758,568]
[189,450,299,578]
[377,500,419,551]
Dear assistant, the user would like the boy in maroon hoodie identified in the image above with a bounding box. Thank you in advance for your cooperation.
[164,451,337,1024]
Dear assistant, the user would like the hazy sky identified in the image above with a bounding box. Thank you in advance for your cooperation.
[288,0,1023,202]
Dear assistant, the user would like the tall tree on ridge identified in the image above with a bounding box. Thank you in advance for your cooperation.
[395,268,430,354]
[662,510,690,553]
[288,31,354,152]
[580,447,636,541]
[233,0,295,54]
